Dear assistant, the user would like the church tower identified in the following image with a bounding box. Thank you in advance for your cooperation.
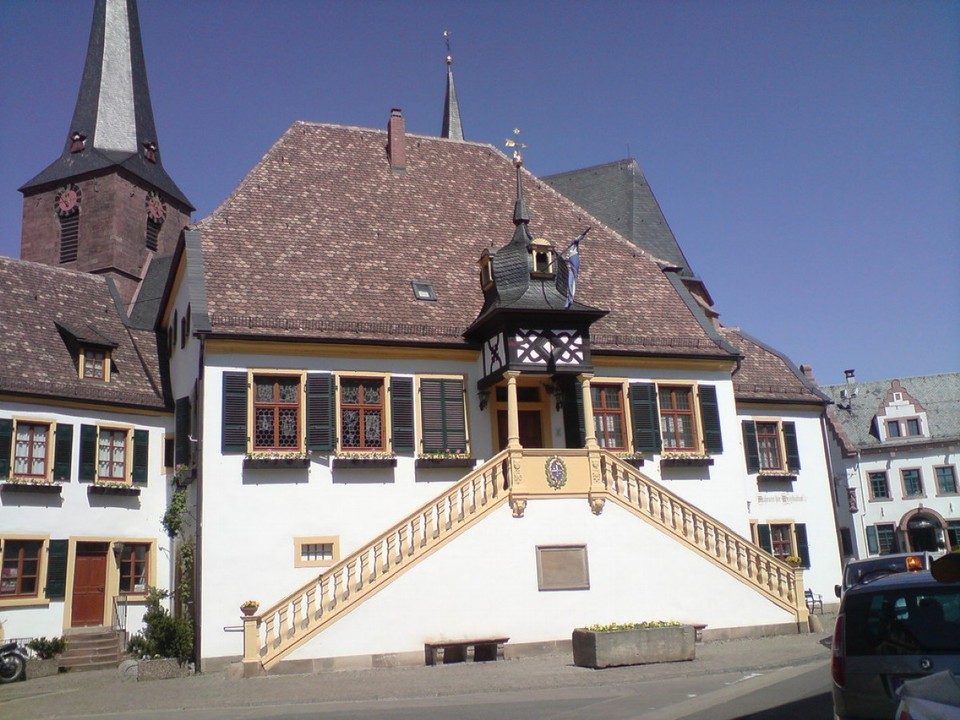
[18,0,193,305]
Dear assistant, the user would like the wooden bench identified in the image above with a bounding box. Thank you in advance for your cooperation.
[424,637,509,666]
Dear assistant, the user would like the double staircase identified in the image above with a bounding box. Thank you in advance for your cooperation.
[59,627,127,672]
[242,449,806,671]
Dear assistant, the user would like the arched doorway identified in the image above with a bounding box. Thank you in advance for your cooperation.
[902,510,945,553]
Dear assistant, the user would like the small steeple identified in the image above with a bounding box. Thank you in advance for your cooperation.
[20,0,192,209]
[440,31,464,141]
[505,129,529,231]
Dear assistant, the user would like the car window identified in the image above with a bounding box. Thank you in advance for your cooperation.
[843,556,927,590]
[845,586,960,656]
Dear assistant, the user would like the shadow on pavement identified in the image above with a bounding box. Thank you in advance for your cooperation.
[732,691,833,719]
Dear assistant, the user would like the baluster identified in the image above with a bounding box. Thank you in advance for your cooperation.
[408,518,419,555]
[304,586,316,627]
[445,494,454,530]
[264,613,277,649]
[738,544,747,574]
[458,486,468,521]
[468,478,478,512]
[277,605,289,643]
[290,596,302,637]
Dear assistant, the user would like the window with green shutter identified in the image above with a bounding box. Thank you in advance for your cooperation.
[306,373,334,451]
[79,424,97,481]
[390,377,415,453]
[697,385,723,454]
[132,429,149,483]
[175,397,191,466]
[222,372,249,453]
[628,383,661,453]
[419,378,467,454]
[0,418,13,478]
[44,540,69,599]
[53,424,74,481]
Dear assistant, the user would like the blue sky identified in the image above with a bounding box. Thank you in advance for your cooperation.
[2,0,957,385]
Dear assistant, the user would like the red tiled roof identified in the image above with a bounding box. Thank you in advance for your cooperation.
[194,122,732,358]
[720,327,826,404]
[0,257,167,409]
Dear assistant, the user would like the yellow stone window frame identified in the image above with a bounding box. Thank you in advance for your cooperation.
[246,369,307,455]
[293,536,340,569]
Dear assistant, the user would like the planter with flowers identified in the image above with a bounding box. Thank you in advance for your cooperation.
[240,600,259,616]
[89,480,140,496]
[613,452,646,469]
[333,451,397,468]
[660,452,714,468]
[1,476,63,494]
[416,449,475,469]
[243,452,311,470]
[573,621,695,668]
[784,555,803,569]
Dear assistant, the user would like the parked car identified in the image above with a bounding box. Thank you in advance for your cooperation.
[835,553,937,598]
[831,570,960,719]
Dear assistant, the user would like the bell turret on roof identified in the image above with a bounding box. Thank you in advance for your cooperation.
[19,0,192,209]
[440,31,464,141]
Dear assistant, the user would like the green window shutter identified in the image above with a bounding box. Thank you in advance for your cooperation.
[222,372,249,453]
[45,540,69,600]
[420,379,467,454]
[390,377,415,453]
[698,385,723,454]
[783,422,801,472]
[53,424,74,481]
[742,421,760,473]
[79,424,97,481]
[866,526,879,555]
[795,523,810,568]
[0,418,12,478]
[629,383,661,453]
[132,430,149,484]
[757,524,773,553]
[306,373,334,451]
[175,397,192,466]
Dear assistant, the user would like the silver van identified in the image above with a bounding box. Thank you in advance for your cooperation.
[831,570,960,719]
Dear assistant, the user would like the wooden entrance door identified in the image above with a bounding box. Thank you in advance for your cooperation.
[71,543,108,627]
[497,410,545,451]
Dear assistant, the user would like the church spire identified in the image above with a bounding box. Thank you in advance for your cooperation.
[19,0,192,209]
[440,31,464,141]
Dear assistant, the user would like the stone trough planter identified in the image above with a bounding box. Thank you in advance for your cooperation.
[26,658,60,678]
[572,625,695,668]
[136,657,192,681]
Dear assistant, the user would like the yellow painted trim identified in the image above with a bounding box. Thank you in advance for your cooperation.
[293,536,340,568]
[94,423,136,484]
[588,378,632,453]
[7,417,58,482]
[335,373,392,454]
[79,348,112,382]
[159,256,187,328]
[114,538,159,598]
[414,374,471,456]
[0,394,171,417]
[207,338,478,362]
[246,370,307,455]
[593,355,735,372]
[0,534,51,609]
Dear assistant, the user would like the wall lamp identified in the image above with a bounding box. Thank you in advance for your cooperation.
[477,389,489,411]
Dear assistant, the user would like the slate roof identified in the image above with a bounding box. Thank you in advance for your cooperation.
[820,373,960,452]
[19,0,192,209]
[0,257,167,410]
[193,122,732,360]
[543,159,694,275]
[719,327,829,405]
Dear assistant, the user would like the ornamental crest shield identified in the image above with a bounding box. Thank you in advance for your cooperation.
[545,456,568,490]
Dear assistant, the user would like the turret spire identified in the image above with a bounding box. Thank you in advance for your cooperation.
[440,31,464,141]
[19,0,192,209]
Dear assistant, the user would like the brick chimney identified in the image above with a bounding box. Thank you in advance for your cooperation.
[387,109,406,173]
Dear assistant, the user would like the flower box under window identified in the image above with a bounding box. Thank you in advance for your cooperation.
[757,472,797,482]
[1,479,63,494]
[243,456,310,470]
[88,483,140,496]
[334,456,397,468]
[415,456,476,469]
[660,455,714,468]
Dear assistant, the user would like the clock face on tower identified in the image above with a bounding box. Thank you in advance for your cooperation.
[145,192,166,223]
[55,185,80,217]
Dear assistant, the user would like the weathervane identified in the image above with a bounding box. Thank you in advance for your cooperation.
[444,30,452,65]
[505,128,526,167]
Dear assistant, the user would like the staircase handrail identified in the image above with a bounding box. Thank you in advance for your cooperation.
[245,450,513,670]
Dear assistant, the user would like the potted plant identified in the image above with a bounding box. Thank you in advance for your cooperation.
[26,636,66,677]
[240,600,259,616]
[126,587,193,680]
[416,449,474,468]
[785,555,803,568]
[572,621,695,668]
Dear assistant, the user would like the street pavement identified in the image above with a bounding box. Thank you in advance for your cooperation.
[0,621,836,720]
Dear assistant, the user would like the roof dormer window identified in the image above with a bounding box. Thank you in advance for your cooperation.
[478,252,494,291]
[528,238,556,279]
[81,348,110,382]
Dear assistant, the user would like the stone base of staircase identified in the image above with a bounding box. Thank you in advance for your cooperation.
[59,627,127,672]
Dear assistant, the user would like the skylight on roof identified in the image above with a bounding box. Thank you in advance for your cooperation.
[411,281,437,301]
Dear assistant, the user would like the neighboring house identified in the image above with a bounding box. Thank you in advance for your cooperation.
[1,0,189,649]
[821,372,960,559]
[0,258,173,642]
[3,0,846,675]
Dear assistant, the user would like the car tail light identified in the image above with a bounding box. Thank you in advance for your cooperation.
[905,555,923,571]
[832,614,845,687]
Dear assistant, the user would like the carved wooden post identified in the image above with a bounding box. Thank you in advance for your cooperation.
[578,373,599,449]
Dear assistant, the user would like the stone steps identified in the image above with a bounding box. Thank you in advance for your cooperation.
[59,628,127,672]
